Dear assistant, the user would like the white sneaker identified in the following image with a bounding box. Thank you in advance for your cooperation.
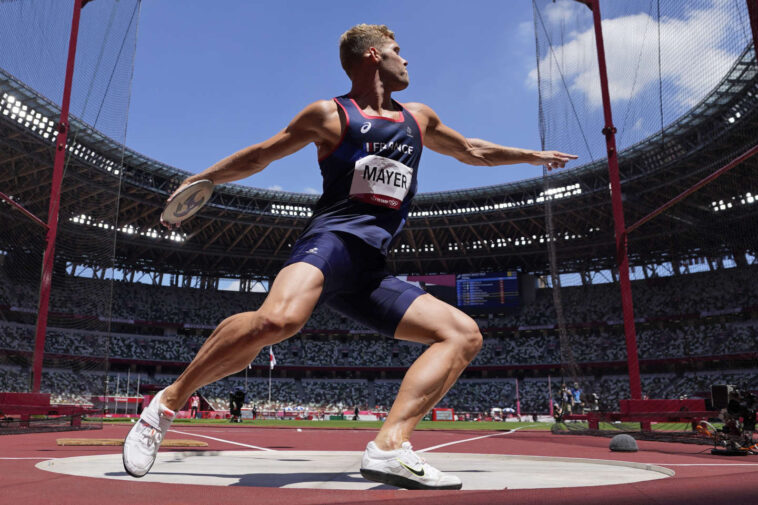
[122,389,176,477]
[360,441,462,490]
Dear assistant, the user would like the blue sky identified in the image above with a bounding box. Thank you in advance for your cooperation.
[125,1,547,194]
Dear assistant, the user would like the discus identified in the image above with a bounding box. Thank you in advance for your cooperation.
[160,179,214,226]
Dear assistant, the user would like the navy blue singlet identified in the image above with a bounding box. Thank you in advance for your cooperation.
[300,95,423,254]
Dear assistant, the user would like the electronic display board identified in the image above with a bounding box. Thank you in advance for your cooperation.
[456,271,519,308]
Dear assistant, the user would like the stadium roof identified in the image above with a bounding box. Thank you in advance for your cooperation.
[1,48,757,280]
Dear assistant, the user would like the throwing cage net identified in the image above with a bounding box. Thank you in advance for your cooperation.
[533,0,758,448]
[0,0,141,431]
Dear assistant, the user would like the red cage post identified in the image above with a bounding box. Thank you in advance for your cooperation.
[576,0,642,400]
[31,0,85,393]
[748,1,758,61]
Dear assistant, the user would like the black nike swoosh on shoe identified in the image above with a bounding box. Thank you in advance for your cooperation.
[397,460,425,477]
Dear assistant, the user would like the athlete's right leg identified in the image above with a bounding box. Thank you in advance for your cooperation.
[124,252,328,478]
[160,261,325,411]
[123,261,324,477]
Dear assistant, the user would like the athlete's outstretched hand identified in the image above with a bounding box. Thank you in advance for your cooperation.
[530,150,578,170]
[159,177,195,229]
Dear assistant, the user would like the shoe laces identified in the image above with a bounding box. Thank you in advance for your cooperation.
[140,423,163,448]
[400,442,426,467]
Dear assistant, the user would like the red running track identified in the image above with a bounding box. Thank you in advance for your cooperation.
[1,425,756,505]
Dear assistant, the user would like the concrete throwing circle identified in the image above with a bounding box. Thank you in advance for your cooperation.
[36,451,673,490]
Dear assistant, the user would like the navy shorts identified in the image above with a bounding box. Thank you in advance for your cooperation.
[283,231,425,337]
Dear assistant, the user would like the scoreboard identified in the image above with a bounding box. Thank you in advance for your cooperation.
[456,271,520,308]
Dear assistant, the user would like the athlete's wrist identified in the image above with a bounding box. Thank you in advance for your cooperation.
[188,173,215,186]
[526,150,549,165]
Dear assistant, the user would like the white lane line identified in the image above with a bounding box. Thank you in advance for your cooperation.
[648,463,758,466]
[168,429,275,451]
[0,457,57,460]
[418,425,535,453]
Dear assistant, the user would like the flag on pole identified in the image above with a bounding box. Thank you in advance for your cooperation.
[515,378,521,419]
[269,346,276,370]
[548,375,554,417]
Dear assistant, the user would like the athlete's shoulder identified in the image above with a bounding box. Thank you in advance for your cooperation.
[299,99,338,120]
[398,102,440,134]
[400,101,440,124]
[289,100,340,135]
[399,101,435,116]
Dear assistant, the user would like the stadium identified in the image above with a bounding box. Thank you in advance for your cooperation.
[1,1,757,504]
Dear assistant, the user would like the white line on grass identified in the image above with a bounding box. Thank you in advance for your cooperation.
[168,429,275,451]
[418,425,534,453]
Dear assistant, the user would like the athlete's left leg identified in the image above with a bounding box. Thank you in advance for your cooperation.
[373,294,482,450]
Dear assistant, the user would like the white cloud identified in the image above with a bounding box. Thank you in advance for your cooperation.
[303,187,320,194]
[529,1,743,110]
[516,20,534,39]
[268,184,283,191]
[543,0,587,27]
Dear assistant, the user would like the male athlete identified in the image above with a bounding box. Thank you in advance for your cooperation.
[123,24,576,490]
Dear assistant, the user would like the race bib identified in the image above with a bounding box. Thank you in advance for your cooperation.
[349,155,413,209]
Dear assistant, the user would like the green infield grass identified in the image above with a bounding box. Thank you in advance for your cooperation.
[99,417,553,431]
[98,417,713,433]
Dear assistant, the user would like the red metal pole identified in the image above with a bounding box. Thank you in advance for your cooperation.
[582,0,642,399]
[0,191,49,230]
[515,378,521,419]
[627,143,758,235]
[747,0,758,62]
[548,375,554,417]
[31,0,84,393]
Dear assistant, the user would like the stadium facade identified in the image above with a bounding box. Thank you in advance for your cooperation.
[1,3,757,415]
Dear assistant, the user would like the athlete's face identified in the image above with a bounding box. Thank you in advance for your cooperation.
[377,40,409,90]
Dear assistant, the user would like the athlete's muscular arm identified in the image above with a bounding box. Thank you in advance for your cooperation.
[406,103,577,169]
[173,100,337,189]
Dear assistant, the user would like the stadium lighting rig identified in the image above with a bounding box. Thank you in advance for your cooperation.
[270,203,313,217]
[1,92,121,176]
[268,182,583,220]
[2,93,56,140]
[711,192,756,212]
[5,86,590,226]
[409,183,583,219]
[70,214,186,243]
[727,111,742,123]
[389,227,599,256]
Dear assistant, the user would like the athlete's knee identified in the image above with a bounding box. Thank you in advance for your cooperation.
[459,318,483,362]
[254,307,307,340]
[441,314,482,362]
